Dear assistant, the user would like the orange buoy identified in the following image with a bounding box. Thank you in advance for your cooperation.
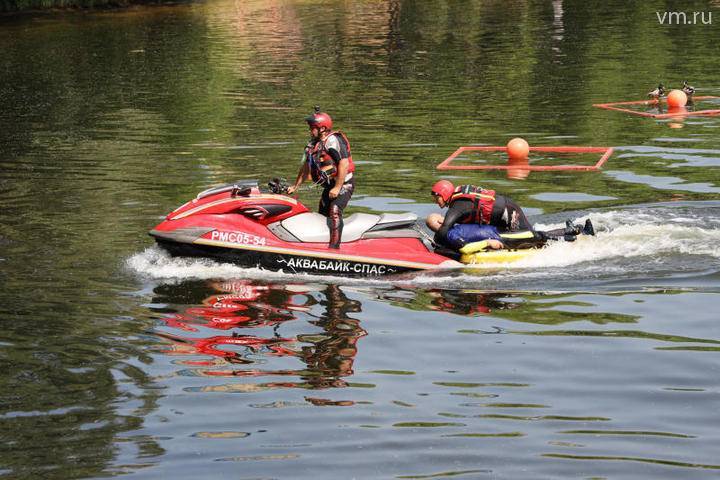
[507,137,529,159]
[666,89,688,108]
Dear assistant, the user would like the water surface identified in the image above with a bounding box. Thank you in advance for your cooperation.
[2,1,720,478]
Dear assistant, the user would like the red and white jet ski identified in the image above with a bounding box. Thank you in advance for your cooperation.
[150,179,460,277]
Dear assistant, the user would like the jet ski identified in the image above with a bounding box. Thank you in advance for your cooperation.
[150,179,462,277]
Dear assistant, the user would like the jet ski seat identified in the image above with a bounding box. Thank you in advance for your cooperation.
[373,213,418,230]
[277,212,417,243]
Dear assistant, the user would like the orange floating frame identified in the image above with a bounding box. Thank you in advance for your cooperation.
[437,146,614,172]
[593,96,720,118]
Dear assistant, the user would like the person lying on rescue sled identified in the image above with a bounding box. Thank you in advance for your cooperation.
[288,107,355,249]
[426,213,505,250]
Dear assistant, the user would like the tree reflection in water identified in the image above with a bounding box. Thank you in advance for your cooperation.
[375,287,523,317]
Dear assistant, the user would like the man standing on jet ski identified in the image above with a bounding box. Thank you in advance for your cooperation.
[288,107,355,249]
[429,180,587,253]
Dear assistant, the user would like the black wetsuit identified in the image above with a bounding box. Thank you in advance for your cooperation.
[433,196,533,249]
[316,142,354,249]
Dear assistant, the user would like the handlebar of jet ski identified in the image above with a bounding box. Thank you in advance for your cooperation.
[267,177,289,194]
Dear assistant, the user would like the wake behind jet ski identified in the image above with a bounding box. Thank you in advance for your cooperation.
[150,179,461,277]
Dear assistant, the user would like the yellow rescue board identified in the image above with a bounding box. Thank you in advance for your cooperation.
[460,248,540,265]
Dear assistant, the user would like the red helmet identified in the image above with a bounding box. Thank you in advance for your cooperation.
[431,180,455,203]
[305,110,333,130]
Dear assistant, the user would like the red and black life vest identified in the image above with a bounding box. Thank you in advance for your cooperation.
[449,185,496,224]
[307,131,355,185]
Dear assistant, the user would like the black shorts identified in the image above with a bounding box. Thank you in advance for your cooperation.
[319,177,355,216]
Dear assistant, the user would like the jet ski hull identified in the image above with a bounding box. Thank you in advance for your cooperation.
[149,181,461,277]
[154,237,438,276]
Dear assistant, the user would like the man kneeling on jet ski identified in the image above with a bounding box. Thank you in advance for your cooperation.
[428,180,593,258]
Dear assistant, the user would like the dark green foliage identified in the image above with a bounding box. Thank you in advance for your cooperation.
[1,0,167,13]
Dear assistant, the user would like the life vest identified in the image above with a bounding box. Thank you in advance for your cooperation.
[448,185,496,224]
[306,131,355,185]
